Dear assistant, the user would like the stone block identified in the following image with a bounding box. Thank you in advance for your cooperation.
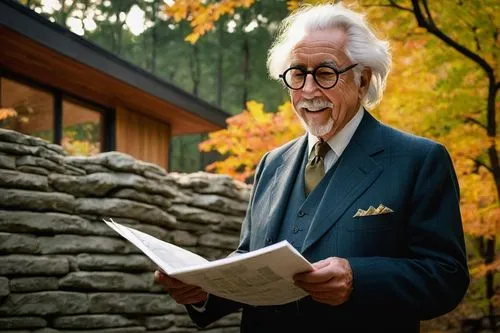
[75,254,155,272]
[113,188,172,209]
[0,276,9,296]
[0,291,88,315]
[88,293,174,314]
[144,314,176,329]
[190,195,248,215]
[168,230,197,247]
[0,255,69,275]
[38,235,129,254]
[0,211,112,236]
[58,327,146,333]
[16,155,66,173]
[0,189,75,213]
[10,277,59,292]
[17,165,50,175]
[53,314,139,329]
[0,316,47,329]
[75,198,177,228]
[59,272,151,291]
[173,314,197,328]
[168,205,223,225]
[0,232,39,253]
[0,129,49,148]
[49,172,146,196]
[198,233,239,250]
[0,152,16,169]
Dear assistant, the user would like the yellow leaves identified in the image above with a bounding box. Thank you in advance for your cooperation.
[412,26,427,35]
[185,33,201,44]
[164,0,256,44]
[470,258,500,279]
[199,100,304,181]
[0,108,17,121]
[287,0,300,11]
[286,0,332,12]
[246,100,270,122]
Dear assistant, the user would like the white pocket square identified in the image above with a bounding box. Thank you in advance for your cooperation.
[353,204,394,218]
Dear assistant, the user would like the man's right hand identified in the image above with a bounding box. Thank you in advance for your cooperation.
[154,270,208,305]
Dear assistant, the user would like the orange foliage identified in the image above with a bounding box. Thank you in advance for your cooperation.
[164,0,255,44]
[199,101,304,181]
[0,108,17,121]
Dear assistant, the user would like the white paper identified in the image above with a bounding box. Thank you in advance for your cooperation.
[103,218,313,306]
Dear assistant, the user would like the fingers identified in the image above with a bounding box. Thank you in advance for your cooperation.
[169,287,208,305]
[154,270,208,305]
[293,257,353,306]
[154,270,184,288]
[294,257,338,283]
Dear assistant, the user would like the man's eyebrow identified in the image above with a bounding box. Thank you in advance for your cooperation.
[288,60,339,69]
[289,62,307,69]
[319,60,338,67]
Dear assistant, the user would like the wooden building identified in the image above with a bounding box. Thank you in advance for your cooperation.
[0,0,229,170]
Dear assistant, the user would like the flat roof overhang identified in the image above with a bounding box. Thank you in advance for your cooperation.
[0,0,229,135]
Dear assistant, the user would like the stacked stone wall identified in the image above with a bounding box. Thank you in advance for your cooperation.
[0,129,250,332]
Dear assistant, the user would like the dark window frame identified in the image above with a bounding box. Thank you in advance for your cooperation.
[0,68,115,152]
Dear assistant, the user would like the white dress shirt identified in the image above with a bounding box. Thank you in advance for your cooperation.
[307,106,364,172]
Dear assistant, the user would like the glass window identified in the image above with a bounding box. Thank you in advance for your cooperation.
[0,77,54,142]
[62,98,102,156]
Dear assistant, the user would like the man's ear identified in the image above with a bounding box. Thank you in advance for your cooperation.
[359,67,372,98]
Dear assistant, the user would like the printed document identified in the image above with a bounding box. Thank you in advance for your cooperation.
[103,218,313,306]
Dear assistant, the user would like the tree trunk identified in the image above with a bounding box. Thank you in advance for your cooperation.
[485,76,499,329]
[216,18,225,107]
[190,43,201,96]
[242,36,250,109]
[115,0,125,56]
[151,0,159,74]
[178,138,185,170]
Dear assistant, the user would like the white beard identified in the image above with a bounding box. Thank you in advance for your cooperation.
[298,115,334,137]
[294,98,335,137]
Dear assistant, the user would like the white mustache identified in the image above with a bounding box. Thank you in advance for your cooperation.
[296,98,333,110]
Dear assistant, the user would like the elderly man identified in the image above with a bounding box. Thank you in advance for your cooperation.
[155,3,469,332]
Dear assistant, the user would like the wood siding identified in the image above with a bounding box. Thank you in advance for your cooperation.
[116,106,170,169]
[0,27,223,135]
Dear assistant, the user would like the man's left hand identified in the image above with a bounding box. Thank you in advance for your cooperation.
[293,257,353,306]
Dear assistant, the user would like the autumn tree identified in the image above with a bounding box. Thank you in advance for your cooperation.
[365,1,499,327]
[199,101,304,181]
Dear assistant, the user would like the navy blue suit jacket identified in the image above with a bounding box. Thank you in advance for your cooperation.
[187,111,469,332]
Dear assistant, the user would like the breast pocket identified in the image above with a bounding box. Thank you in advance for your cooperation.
[338,213,405,257]
[346,213,397,231]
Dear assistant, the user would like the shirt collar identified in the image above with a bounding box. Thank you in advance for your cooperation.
[307,106,364,157]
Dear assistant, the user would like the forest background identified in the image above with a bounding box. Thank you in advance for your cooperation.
[18,0,498,331]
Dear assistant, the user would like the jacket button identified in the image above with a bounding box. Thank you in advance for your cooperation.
[297,210,305,217]
[266,238,272,244]
[293,226,299,233]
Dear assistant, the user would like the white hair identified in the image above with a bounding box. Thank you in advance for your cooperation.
[267,2,391,109]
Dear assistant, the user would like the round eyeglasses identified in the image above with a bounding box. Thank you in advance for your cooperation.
[279,63,358,90]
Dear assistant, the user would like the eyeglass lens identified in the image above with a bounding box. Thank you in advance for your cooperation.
[284,66,338,89]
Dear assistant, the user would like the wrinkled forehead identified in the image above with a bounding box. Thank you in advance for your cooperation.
[289,28,349,67]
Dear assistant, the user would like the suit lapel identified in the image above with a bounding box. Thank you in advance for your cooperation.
[302,111,384,253]
[264,135,308,244]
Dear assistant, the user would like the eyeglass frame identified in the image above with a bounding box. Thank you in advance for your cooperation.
[279,63,358,90]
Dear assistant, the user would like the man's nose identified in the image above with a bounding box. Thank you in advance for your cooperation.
[302,73,319,95]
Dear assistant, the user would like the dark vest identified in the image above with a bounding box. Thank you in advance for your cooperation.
[277,149,340,253]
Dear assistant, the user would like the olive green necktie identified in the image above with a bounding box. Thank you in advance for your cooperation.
[304,140,331,196]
